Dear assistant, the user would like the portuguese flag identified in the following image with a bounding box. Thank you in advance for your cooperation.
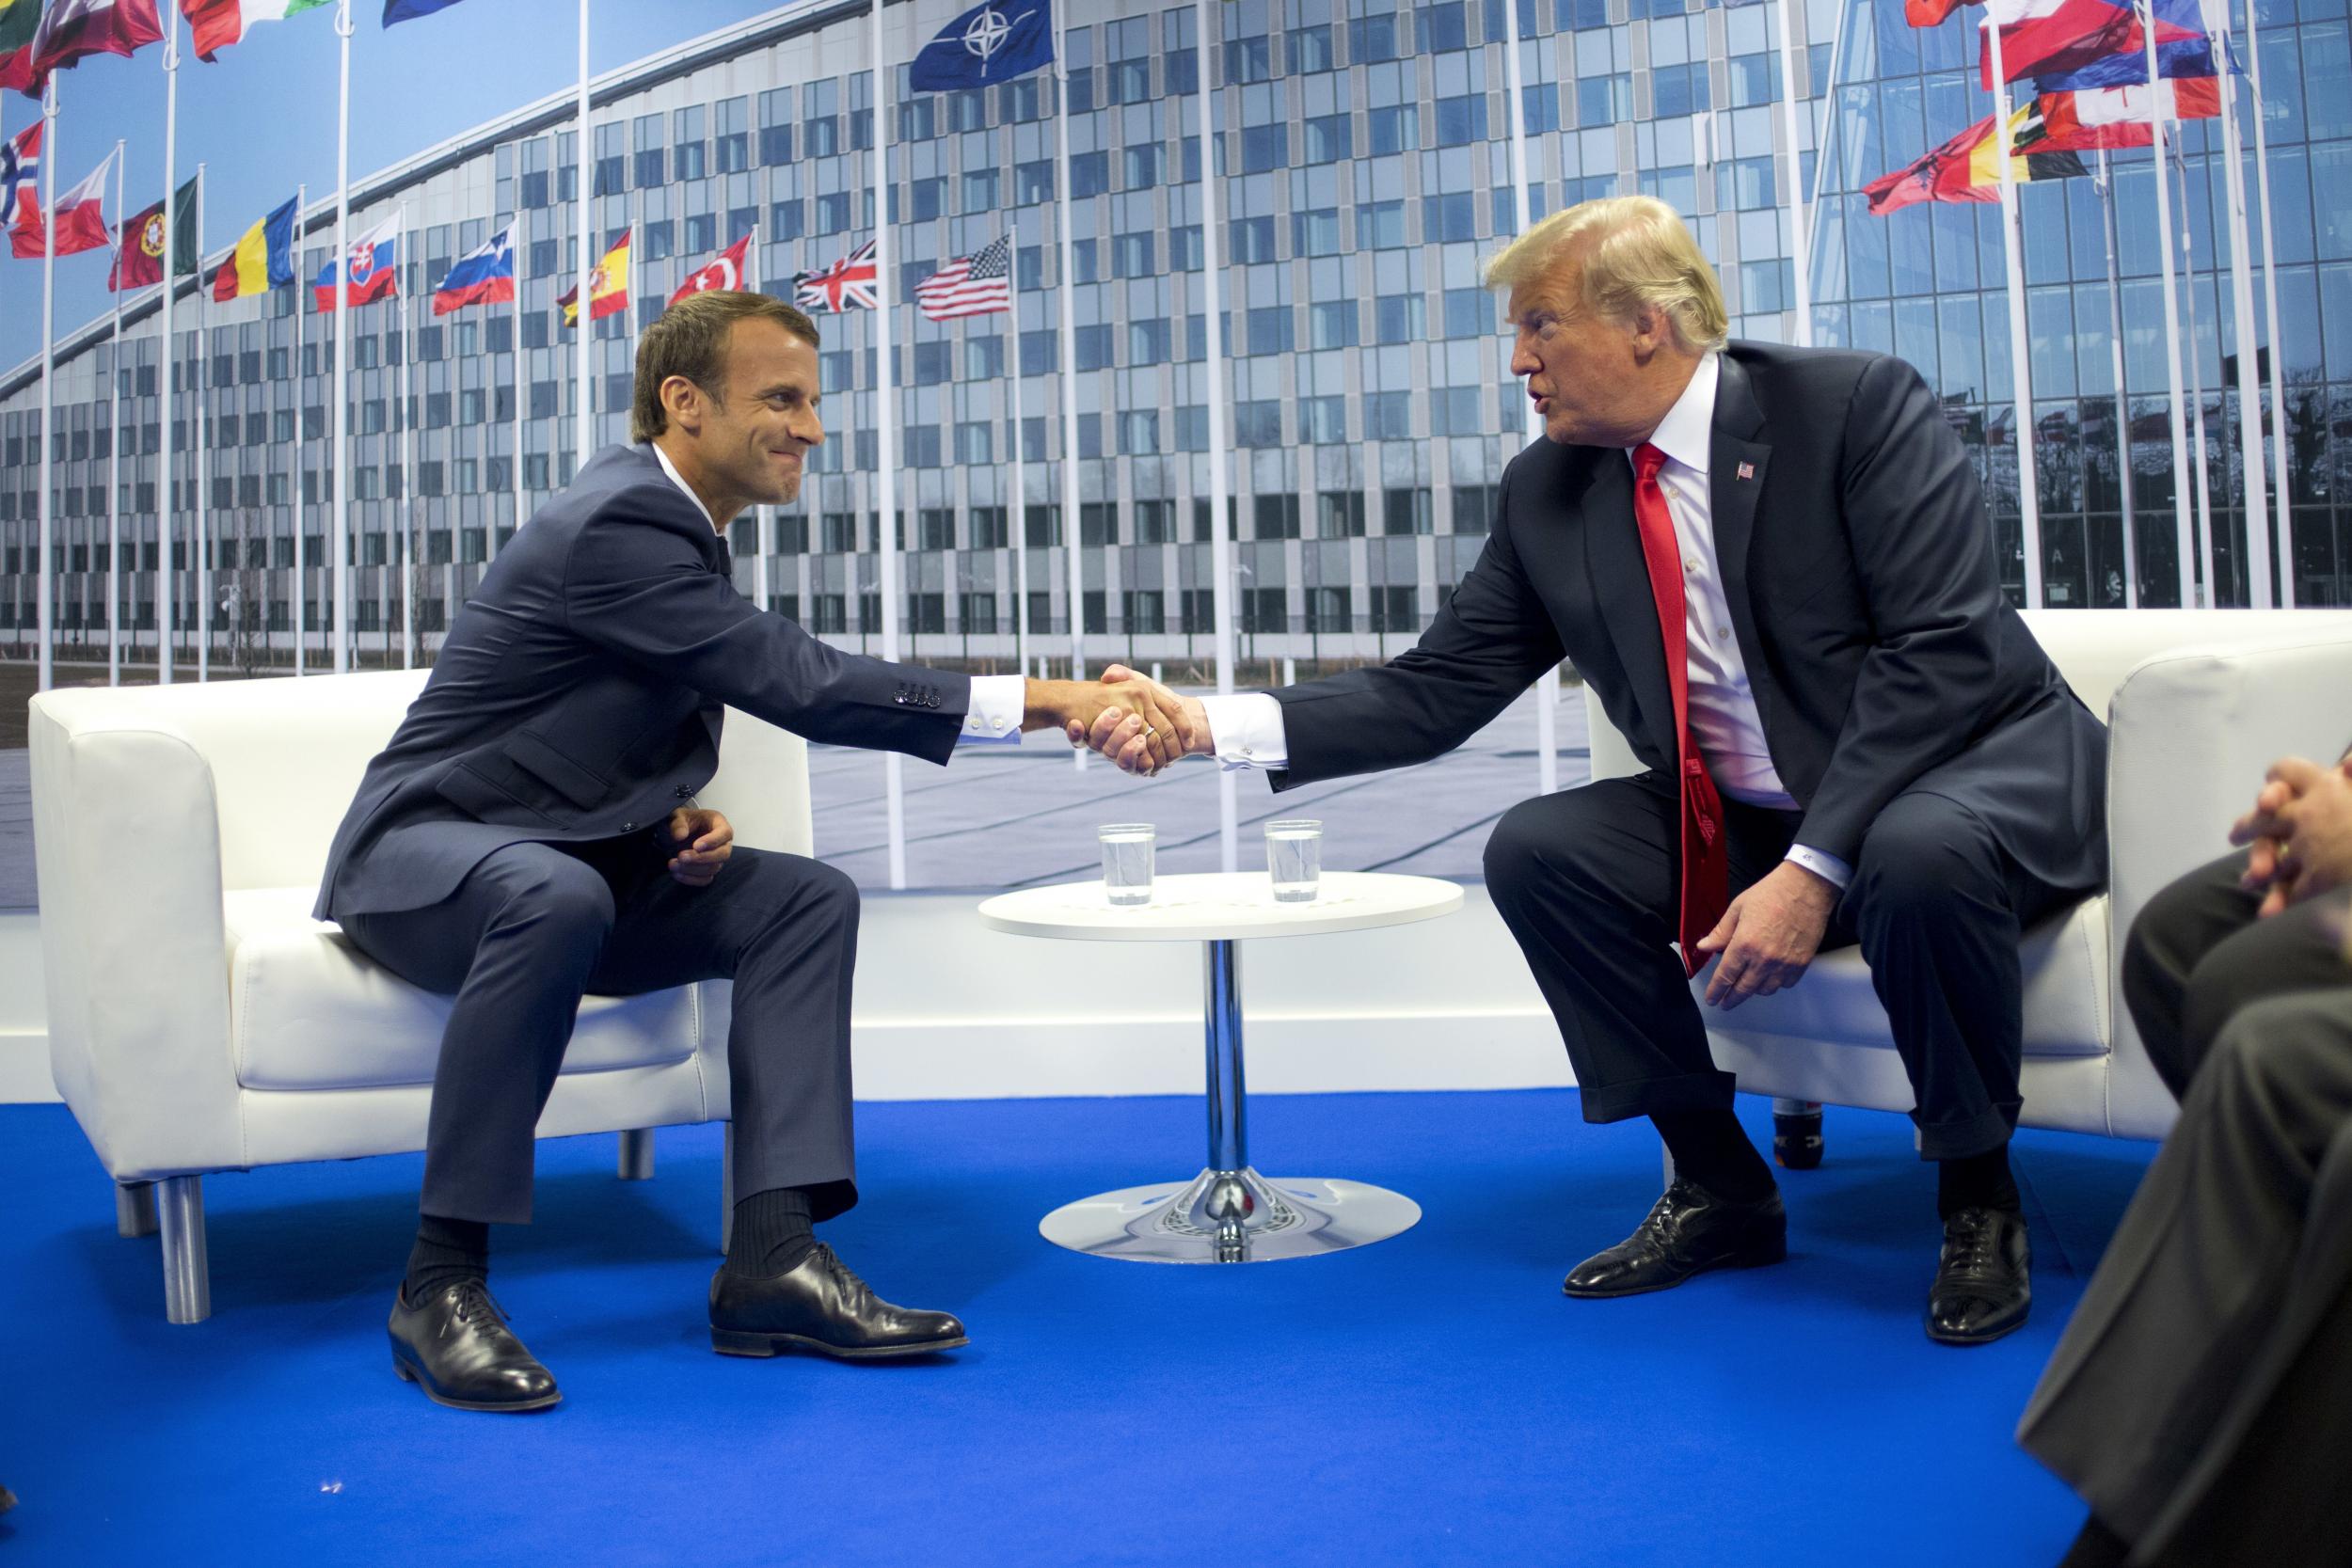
[109,172,197,291]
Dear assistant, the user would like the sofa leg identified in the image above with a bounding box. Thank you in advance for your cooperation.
[116,1180,159,1238]
[158,1176,210,1325]
[719,1122,736,1256]
[617,1128,656,1181]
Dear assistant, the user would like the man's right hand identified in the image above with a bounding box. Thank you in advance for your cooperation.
[1067,665,1213,774]
[2232,754,2352,915]
[1021,675,1194,774]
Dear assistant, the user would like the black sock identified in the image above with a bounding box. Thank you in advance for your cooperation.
[1652,1109,1776,1203]
[1938,1143,2022,1220]
[403,1213,489,1307]
[723,1185,819,1278]
[2056,1513,2130,1568]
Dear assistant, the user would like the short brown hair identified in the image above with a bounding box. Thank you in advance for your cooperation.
[630,291,821,444]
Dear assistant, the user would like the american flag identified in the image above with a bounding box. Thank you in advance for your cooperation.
[794,239,878,313]
[914,235,1012,321]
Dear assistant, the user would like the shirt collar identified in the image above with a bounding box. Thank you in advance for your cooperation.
[1626,351,1720,477]
[648,441,719,533]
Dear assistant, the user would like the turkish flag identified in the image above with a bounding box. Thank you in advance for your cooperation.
[669,234,753,307]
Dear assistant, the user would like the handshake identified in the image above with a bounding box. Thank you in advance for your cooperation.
[1022,664,1211,776]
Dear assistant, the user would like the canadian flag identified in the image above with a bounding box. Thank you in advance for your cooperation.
[669,234,753,307]
[44,147,115,258]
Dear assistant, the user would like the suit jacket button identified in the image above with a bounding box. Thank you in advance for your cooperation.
[675,785,693,798]
[622,821,635,832]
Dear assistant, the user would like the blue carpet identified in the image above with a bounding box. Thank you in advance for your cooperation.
[0,1091,2151,1567]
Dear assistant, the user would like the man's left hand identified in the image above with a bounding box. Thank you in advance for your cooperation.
[666,807,734,887]
[2230,757,2352,915]
[1693,860,1840,1010]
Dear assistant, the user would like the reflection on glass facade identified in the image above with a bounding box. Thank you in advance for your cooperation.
[2,0,2345,679]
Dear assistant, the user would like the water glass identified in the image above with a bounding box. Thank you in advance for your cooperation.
[1264,819,1323,903]
[1098,824,1156,906]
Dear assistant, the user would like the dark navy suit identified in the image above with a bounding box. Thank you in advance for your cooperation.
[1265,344,2110,1157]
[319,444,969,1225]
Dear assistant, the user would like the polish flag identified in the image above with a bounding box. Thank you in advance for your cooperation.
[44,147,115,257]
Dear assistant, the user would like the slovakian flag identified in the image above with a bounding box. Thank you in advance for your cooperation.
[909,0,1055,92]
[11,0,165,99]
[214,192,296,300]
[313,212,399,309]
[108,173,197,290]
[558,230,630,325]
[0,0,40,94]
[1864,103,2088,215]
[668,233,752,307]
[793,239,877,313]
[432,223,513,315]
[1977,0,2208,87]
[1,120,37,258]
[182,0,330,63]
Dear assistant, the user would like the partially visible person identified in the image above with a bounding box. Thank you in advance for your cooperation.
[2020,747,2352,1567]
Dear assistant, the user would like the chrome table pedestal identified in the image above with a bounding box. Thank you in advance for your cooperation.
[1038,938,1422,1263]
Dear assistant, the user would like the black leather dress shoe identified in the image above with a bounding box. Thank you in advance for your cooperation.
[389,1281,562,1412]
[709,1243,968,1359]
[1562,1179,1788,1298]
[1927,1206,2031,1344]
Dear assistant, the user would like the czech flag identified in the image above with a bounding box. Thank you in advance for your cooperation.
[432,224,513,316]
[313,212,399,309]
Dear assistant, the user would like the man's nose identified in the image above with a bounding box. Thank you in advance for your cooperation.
[798,410,824,448]
[1510,333,1540,379]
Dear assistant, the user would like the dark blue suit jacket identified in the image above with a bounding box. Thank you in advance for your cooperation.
[1269,342,2108,894]
[317,444,969,920]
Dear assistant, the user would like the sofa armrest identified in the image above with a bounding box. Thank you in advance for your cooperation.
[28,691,243,1180]
[699,706,813,858]
[2103,625,2352,1133]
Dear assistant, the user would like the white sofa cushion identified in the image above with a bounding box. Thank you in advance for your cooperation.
[226,888,703,1092]
[1687,894,2110,1059]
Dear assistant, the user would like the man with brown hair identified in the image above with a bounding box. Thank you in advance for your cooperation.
[317,291,1189,1411]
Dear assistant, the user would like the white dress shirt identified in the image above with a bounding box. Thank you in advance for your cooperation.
[1196,356,1851,889]
[649,443,1024,744]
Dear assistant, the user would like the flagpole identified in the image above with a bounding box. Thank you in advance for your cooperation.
[1500,0,1559,798]
[1193,0,1238,871]
[108,135,124,685]
[2208,0,2270,605]
[402,198,416,670]
[1774,0,1814,349]
[2095,149,2138,608]
[36,75,56,694]
[195,163,211,683]
[1052,0,1085,743]
[1008,224,1030,680]
[2243,0,2293,605]
[2175,139,2218,602]
[574,0,592,479]
[870,0,906,891]
[2139,0,2197,608]
[159,18,178,683]
[293,181,306,669]
[748,231,771,617]
[330,0,353,673]
[1982,19,2043,609]
[507,215,521,563]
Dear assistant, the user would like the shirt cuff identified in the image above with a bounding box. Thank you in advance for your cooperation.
[959,674,1025,745]
[1200,692,1289,770]
[1784,845,1852,892]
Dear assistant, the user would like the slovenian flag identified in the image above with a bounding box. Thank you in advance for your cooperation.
[432,224,514,316]
[313,212,399,310]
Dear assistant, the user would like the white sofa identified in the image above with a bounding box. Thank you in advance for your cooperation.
[1583,609,2352,1147]
[28,669,810,1323]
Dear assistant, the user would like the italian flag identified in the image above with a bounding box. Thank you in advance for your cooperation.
[182,0,329,62]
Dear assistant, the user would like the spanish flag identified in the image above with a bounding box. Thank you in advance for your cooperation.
[558,230,630,326]
[213,194,297,301]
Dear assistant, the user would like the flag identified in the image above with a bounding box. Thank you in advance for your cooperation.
[40,144,113,255]
[107,173,194,288]
[0,0,40,93]
[431,223,512,314]
[669,232,752,306]
[1978,0,2206,87]
[311,211,398,309]
[909,0,1054,91]
[558,230,629,325]
[14,0,165,98]
[914,235,1012,321]
[381,0,467,24]
[181,0,329,62]
[2027,29,2217,91]
[2036,74,2221,147]
[1864,105,2088,215]
[1,120,37,256]
[1905,0,1975,24]
[213,193,296,300]
[794,239,876,313]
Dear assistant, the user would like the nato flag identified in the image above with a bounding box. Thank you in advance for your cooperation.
[383,0,469,25]
[909,0,1053,92]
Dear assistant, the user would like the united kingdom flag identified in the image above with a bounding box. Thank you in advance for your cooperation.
[793,239,877,313]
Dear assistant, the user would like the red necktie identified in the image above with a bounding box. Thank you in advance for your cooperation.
[1630,443,1729,978]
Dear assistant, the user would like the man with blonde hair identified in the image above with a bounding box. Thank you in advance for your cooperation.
[1080,197,2106,1343]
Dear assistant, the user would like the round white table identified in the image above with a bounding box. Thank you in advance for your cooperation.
[977,870,1464,1263]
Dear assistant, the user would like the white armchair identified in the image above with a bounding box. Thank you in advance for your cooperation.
[1583,609,2352,1148]
[27,669,810,1323]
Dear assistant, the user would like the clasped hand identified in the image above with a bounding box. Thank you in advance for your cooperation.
[1055,665,1212,775]
[2229,754,2352,916]
[665,807,734,887]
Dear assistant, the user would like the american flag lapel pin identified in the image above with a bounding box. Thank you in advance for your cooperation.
[1736,461,1755,481]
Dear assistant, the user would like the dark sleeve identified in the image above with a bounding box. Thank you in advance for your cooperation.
[1266,458,1565,789]
[563,482,971,765]
[1794,355,2011,863]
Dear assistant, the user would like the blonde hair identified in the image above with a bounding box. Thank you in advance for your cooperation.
[1483,195,1728,355]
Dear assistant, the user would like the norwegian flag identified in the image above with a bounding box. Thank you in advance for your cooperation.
[914,235,1012,321]
[793,239,877,313]
[669,232,753,306]
[1,120,37,258]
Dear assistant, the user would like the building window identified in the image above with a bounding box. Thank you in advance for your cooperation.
[1384,486,1433,535]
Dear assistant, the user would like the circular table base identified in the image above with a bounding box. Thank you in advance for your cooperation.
[1039,1166,1421,1263]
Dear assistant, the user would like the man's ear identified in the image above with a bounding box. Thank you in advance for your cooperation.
[661,374,702,435]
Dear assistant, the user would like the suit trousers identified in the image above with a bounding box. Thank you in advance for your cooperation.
[2017,980,2352,1565]
[2119,847,2352,1099]
[342,838,862,1227]
[1482,771,2077,1159]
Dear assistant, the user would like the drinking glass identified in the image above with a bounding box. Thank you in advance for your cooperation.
[1098,823,1156,906]
[1264,819,1323,903]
